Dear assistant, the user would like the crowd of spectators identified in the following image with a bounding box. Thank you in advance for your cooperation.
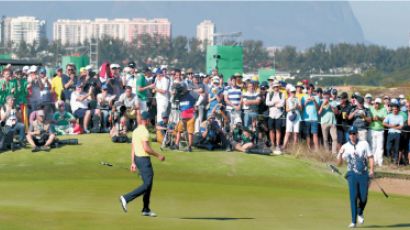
[0,62,409,166]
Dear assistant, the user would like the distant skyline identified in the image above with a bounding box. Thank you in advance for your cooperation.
[1,1,410,49]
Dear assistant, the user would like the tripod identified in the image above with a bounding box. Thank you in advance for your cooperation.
[161,100,189,151]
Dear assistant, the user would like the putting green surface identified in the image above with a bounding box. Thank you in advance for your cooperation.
[0,134,409,230]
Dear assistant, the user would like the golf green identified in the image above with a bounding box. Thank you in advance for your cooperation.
[0,134,409,230]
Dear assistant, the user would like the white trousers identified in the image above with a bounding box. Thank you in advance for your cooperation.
[369,130,384,166]
[156,99,169,123]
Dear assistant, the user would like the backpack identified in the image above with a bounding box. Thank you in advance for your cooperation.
[0,125,14,151]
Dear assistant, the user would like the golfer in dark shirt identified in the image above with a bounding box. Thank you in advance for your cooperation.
[119,111,165,216]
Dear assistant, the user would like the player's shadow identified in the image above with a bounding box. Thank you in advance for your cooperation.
[361,223,410,228]
[180,217,255,221]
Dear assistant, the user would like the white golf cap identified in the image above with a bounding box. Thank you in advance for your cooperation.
[234,117,242,124]
[110,63,120,69]
[28,65,37,73]
[289,86,296,92]
[272,80,280,87]
[391,98,399,104]
[399,94,405,99]
[22,65,29,73]
[268,75,275,81]
[374,98,382,104]
[365,93,372,98]
[212,77,220,84]
[286,84,293,91]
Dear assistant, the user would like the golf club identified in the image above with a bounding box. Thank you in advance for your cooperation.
[328,164,389,199]
[372,178,389,198]
[101,161,113,167]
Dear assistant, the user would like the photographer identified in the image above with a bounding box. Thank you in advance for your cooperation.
[348,96,371,141]
[110,101,129,143]
[195,114,228,151]
[26,110,56,152]
[155,112,169,144]
[0,96,26,149]
[231,120,255,153]
[118,86,140,130]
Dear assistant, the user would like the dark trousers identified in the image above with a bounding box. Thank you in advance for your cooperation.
[386,132,400,162]
[347,172,369,224]
[123,157,154,212]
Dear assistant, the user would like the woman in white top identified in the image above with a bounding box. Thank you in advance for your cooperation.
[283,86,301,149]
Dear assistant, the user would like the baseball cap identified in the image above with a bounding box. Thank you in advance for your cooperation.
[55,66,63,72]
[75,82,83,88]
[272,80,280,87]
[39,67,46,74]
[161,112,169,119]
[127,61,136,69]
[141,111,151,120]
[289,86,296,92]
[384,95,390,100]
[268,75,275,81]
[340,92,348,99]
[234,72,242,78]
[348,126,358,134]
[37,110,45,117]
[22,66,30,73]
[365,93,372,98]
[374,98,382,104]
[110,64,120,69]
[101,84,108,90]
[356,96,364,104]
[28,65,37,73]
[330,88,338,96]
[399,94,405,99]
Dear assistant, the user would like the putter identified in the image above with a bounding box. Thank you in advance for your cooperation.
[328,164,389,199]
[372,179,389,198]
[328,164,342,175]
[101,161,113,167]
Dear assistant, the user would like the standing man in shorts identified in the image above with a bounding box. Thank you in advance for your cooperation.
[266,79,285,154]
[301,84,320,151]
[120,111,165,216]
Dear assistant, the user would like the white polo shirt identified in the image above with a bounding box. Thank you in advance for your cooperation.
[338,140,373,174]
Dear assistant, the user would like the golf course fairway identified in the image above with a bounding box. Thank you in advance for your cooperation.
[0,134,409,230]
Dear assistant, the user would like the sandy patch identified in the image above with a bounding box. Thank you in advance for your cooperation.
[370,178,410,197]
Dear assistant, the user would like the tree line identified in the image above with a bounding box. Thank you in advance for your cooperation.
[3,36,410,86]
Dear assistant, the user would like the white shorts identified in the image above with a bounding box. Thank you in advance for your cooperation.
[286,117,300,133]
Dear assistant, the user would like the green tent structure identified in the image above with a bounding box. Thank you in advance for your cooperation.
[258,68,276,82]
[206,46,243,81]
[61,56,90,75]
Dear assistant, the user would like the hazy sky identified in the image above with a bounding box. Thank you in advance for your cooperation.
[350,1,410,48]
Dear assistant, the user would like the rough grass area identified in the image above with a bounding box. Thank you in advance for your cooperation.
[0,134,409,230]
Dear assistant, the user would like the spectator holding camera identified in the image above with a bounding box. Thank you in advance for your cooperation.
[301,84,321,151]
[96,84,116,132]
[1,96,26,147]
[118,86,140,128]
[348,96,371,141]
[70,82,93,133]
[319,90,338,154]
[195,115,228,151]
[266,79,285,154]
[26,110,56,152]
[109,101,129,143]
[283,86,301,150]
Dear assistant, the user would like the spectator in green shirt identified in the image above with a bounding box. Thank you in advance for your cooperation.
[136,72,154,113]
[14,69,29,106]
[51,100,76,135]
[369,98,387,166]
[0,69,17,106]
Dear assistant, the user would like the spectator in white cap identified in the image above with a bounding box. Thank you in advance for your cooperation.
[266,80,285,154]
[364,93,372,109]
[283,85,301,150]
[154,67,170,123]
[108,63,123,97]
[369,97,387,166]
[22,66,30,75]
[27,65,43,114]
[319,90,338,155]
[207,76,224,117]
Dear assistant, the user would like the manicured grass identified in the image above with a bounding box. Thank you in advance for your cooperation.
[0,134,409,230]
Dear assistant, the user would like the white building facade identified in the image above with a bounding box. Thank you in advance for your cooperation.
[2,16,46,46]
[53,18,171,45]
[196,20,215,50]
